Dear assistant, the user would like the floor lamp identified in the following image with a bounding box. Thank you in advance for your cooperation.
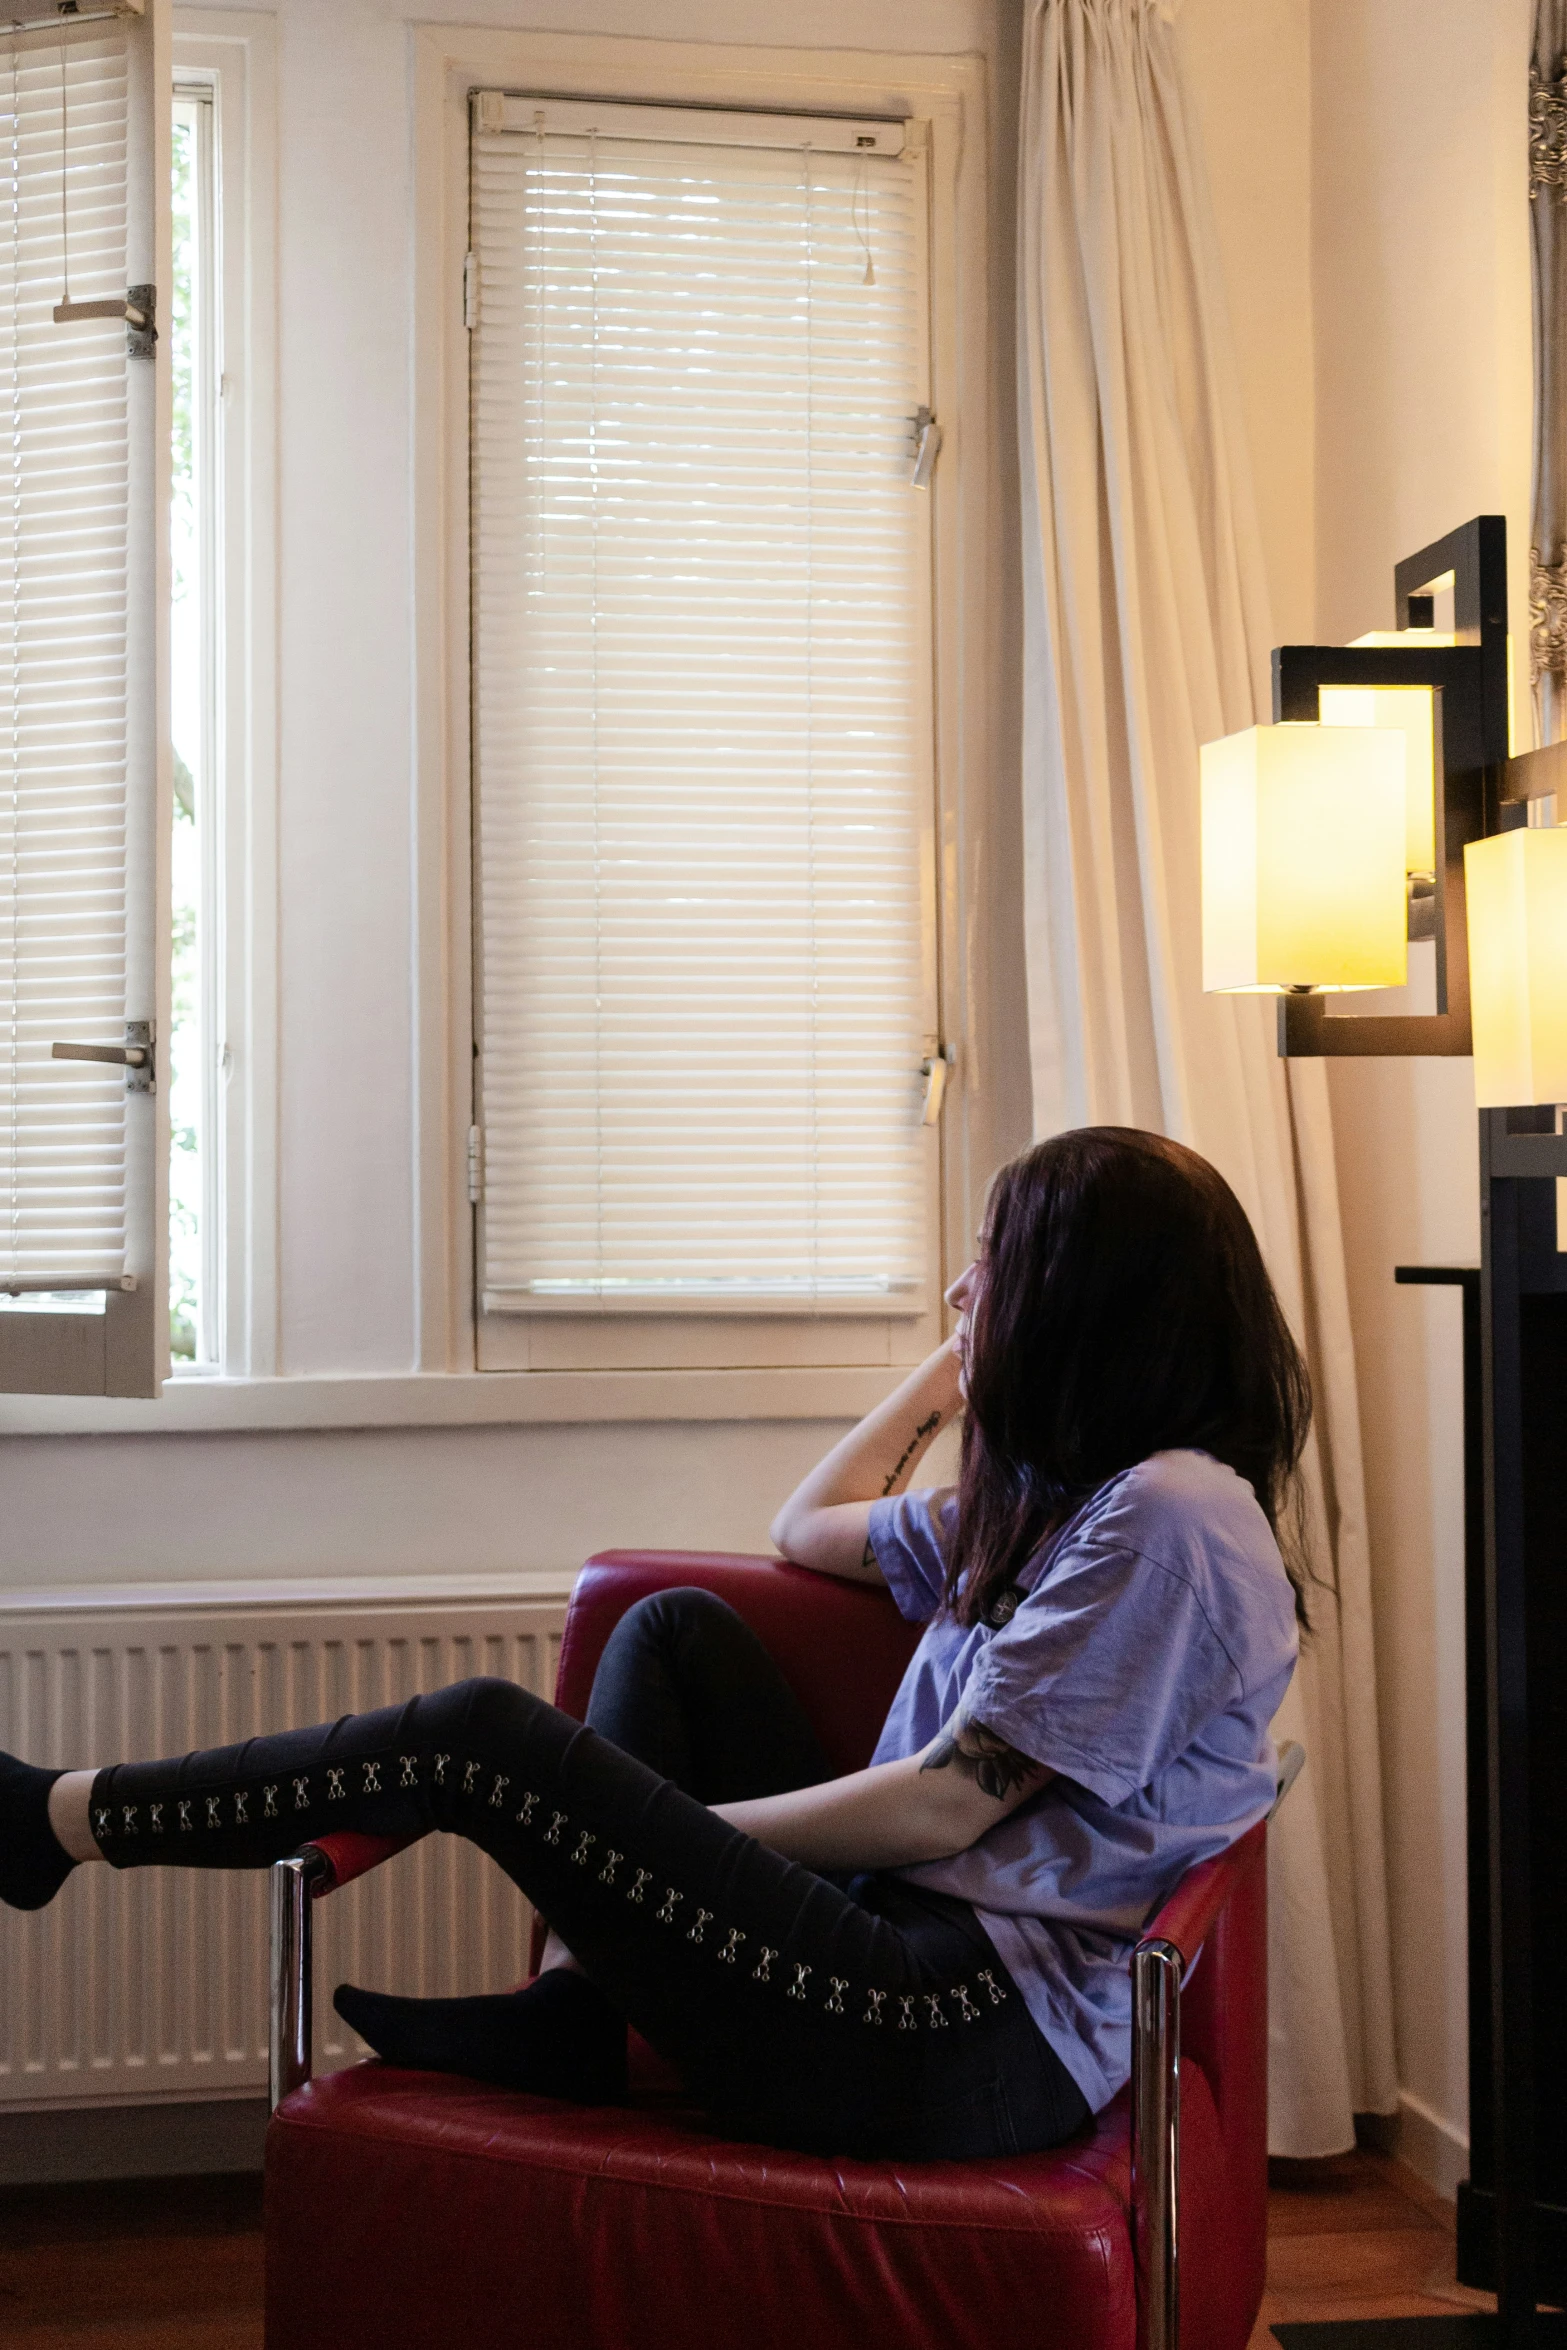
[1201,516,1567,2350]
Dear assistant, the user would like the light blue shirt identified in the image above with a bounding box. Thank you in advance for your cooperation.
[867,1449,1298,2112]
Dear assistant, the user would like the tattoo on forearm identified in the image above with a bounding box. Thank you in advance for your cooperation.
[863,1538,878,1571]
[920,1718,1046,1803]
[881,1411,942,1496]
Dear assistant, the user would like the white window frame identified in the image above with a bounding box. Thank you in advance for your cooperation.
[412,27,995,1395]
[167,11,279,1383]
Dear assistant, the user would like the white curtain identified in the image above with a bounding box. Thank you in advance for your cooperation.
[1016,0,1399,2153]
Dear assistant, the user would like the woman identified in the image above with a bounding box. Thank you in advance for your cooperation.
[0,1127,1305,2161]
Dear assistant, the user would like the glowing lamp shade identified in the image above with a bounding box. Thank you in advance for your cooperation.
[1201,722,1408,993]
[1346,632,1457,650]
[1464,826,1567,1106]
[1318,685,1437,874]
[1318,633,1454,876]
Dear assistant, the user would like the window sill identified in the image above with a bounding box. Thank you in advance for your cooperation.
[0,1363,903,1437]
[0,1566,582,1617]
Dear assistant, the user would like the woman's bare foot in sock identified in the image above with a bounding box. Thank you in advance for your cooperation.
[333,1970,628,2104]
[0,1754,80,1909]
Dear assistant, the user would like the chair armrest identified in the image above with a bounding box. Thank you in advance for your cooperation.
[268,1831,423,2111]
[307,1829,420,1893]
[1140,1817,1267,1972]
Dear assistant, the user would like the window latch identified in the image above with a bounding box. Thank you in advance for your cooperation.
[920,1042,955,1125]
[51,1020,156,1094]
[910,406,942,489]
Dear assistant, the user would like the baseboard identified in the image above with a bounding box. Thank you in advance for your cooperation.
[0,2096,269,2186]
[1359,2089,1470,2203]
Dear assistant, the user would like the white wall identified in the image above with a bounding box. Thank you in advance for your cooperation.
[1313,0,1533,2190]
[0,0,1021,1590]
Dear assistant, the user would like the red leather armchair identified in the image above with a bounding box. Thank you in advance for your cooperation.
[263,1551,1275,2350]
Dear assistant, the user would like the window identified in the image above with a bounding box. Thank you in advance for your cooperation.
[467,97,942,1365]
[0,9,166,1399]
[0,11,271,1405]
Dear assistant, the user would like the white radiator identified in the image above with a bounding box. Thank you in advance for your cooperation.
[0,1572,574,2110]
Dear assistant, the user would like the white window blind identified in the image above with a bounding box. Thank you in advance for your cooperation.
[0,4,166,1401]
[469,100,937,1313]
[0,31,129,1289]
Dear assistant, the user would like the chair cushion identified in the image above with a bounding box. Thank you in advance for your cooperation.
[263,2056,1240,2350]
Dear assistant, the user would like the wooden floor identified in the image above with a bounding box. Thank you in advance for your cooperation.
[0,2146,1492,2346]
[1252,2145,1494,2341]
[0,2174,264,2350]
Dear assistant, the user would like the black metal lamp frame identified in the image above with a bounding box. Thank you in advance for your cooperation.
[1267,517,1567,2349]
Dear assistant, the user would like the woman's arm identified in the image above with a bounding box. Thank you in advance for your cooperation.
[712,1714,1053,1872]
[769,1340,963,1583]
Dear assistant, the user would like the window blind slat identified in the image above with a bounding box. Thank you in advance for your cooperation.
[472,119,933,1308]
[0,32,130,1285]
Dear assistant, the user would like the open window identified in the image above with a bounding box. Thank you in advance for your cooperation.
[0,0,170,1396]
[466,95,945,1376]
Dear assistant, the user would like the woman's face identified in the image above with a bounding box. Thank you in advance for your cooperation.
[945,1256,984,1393]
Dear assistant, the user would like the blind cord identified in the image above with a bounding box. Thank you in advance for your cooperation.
[588,127,603,1292]
[801,147,821,1301]
[5,39,18,1275]
[533,110,547,599]
[851,153,875,287]
[57,43,69,302]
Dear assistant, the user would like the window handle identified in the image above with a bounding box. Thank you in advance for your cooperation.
[51,1021,156,1093]
[910,406,942,489]
[921,1043,955,1125]
[52,285,157,358]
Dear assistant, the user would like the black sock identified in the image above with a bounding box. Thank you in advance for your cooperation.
[0,1753,74,1911]
[333,1968,628,2104]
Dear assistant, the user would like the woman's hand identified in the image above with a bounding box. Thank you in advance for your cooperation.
[712,1710,1052,1872]
[768,1262,980,1585]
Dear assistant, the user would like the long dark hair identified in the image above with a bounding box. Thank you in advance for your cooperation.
[947,1127,1313,1630]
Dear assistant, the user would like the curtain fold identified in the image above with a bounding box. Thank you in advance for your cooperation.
[1016,0,1399,2154]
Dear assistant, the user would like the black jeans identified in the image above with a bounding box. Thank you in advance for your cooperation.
[90,1588,1089,2160]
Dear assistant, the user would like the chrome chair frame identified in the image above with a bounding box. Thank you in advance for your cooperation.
[268,1846,331,2110]
[1127,1737,1304,2350]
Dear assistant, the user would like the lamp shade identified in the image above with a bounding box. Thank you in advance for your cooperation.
[1346,632,1457,649]
[1200,722,1409,992]
[1464,826,1567,1105]
[1318,685,1437,874]
[1318,632,1456,876]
